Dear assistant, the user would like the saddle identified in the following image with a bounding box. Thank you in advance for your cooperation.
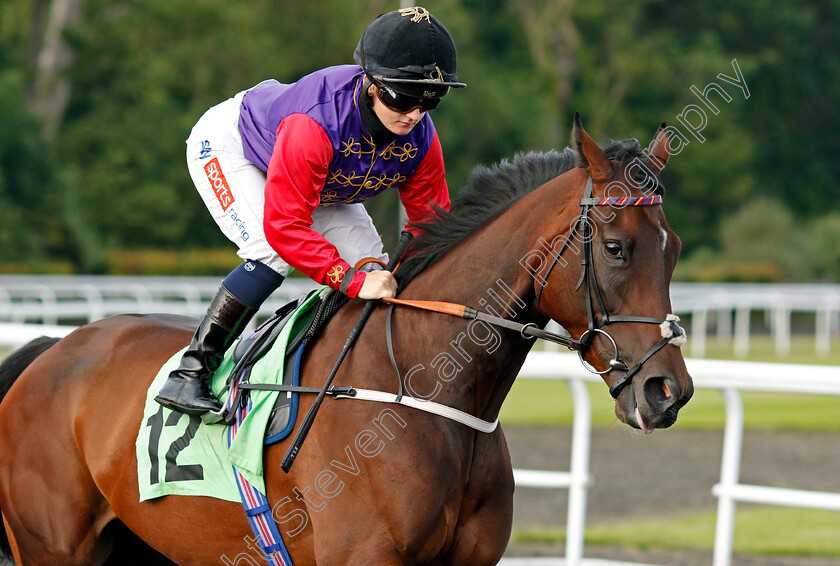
[222,287,351,443]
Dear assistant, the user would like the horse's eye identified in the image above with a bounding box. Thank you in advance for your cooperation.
[605,241,623,259]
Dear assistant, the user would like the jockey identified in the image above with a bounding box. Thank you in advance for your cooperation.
[155,7,466,416]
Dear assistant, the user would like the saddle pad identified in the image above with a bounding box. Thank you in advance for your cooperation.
[135,289,323,502]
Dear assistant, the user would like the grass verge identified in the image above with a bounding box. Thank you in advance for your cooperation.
[513,507,840,558]
[697,336,840,366]
[500,380,840,431]
[502,336,840,431]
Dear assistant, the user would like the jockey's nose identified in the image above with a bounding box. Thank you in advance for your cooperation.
[406,107,424,121]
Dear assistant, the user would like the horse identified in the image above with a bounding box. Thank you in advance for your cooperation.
[0,116,692,565]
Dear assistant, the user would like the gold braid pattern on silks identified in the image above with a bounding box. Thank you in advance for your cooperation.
[340,137,374,159]
[323,136,415,205]
[399,7,431,23]
[340,138,418,162]
[381,143,418,162]
[321,172,408,205]
[323,171,408,194]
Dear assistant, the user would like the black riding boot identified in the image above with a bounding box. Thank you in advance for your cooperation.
[155,284,255,415]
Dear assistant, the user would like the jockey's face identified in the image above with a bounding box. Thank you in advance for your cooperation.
[369,83,426,137]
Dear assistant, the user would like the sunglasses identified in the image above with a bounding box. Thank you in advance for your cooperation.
[374,83,445,113]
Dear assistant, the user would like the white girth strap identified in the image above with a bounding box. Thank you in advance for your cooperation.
[333,388,499,433]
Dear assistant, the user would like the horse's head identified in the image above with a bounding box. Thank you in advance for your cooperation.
[536,114,693,433]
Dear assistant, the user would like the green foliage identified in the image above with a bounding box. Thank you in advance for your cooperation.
[0,0,838,278]
[675,197,833,282]
[719,197,810,278]
[675,247,783,282]
[103,248,241,276]
[0,69,70,263]
[0,0,31,70]
[808,213,840,281]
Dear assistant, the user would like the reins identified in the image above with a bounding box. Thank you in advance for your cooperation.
[381,297,582,350]
[280,231,415,472]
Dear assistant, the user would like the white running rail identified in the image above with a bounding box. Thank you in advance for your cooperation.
[2,279,839,358]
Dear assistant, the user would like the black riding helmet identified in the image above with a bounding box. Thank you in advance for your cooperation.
[354,6,466,100]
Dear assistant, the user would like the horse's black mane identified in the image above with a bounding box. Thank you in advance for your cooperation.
[396,138,663,289]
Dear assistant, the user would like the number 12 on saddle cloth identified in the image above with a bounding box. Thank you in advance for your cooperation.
[135,289,325,501]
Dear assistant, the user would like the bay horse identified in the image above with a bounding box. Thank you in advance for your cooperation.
[0,116,692,565]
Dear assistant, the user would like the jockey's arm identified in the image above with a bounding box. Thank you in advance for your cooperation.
[359,131,451,299]
[263,114,369,298]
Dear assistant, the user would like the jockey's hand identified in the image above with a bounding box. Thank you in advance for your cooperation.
[357,270,397,300]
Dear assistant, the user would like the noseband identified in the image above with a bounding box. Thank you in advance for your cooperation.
[536,176,686,399]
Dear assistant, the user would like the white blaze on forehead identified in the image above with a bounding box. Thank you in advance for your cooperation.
[659,226,668,252]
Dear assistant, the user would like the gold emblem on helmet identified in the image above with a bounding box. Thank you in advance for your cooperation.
[399,7,431,23]
[423,65,444,82]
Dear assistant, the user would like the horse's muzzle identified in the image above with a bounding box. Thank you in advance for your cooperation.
[617,373,694,433]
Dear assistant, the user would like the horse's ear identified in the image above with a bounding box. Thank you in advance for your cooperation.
[647,122,670,174]
[572,112,612,181]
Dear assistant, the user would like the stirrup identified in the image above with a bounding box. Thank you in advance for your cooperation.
[202,403,228,425]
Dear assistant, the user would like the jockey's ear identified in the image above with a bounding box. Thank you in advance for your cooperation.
[572,112,612,181]
[647,122,670,174]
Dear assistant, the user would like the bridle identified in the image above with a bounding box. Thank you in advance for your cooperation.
[266,170,687,462]
[534,175,686,398]
[382,174,686,401]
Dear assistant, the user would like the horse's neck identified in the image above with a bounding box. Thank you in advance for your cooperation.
[404,178,579,421]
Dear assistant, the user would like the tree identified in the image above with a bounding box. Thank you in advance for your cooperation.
[636,0,840,247]
[1,0,838,279]
[0,69,70,265]
[26,0,82,140]
[808,213,840,281]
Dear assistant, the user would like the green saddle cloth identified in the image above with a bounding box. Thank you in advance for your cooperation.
[134,289,323,502]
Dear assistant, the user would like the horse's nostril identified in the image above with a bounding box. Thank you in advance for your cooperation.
[644,376,678,409]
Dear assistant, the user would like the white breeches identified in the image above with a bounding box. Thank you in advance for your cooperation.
[185,90,388,276]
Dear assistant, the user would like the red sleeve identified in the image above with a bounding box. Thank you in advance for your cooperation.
[263,113,366,297]
[398,131,452,234]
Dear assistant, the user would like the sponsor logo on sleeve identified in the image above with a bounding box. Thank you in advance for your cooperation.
[204,157,234,211]
[199,140,212,159]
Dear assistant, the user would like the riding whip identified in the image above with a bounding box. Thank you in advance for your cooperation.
[281,230,414,472]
